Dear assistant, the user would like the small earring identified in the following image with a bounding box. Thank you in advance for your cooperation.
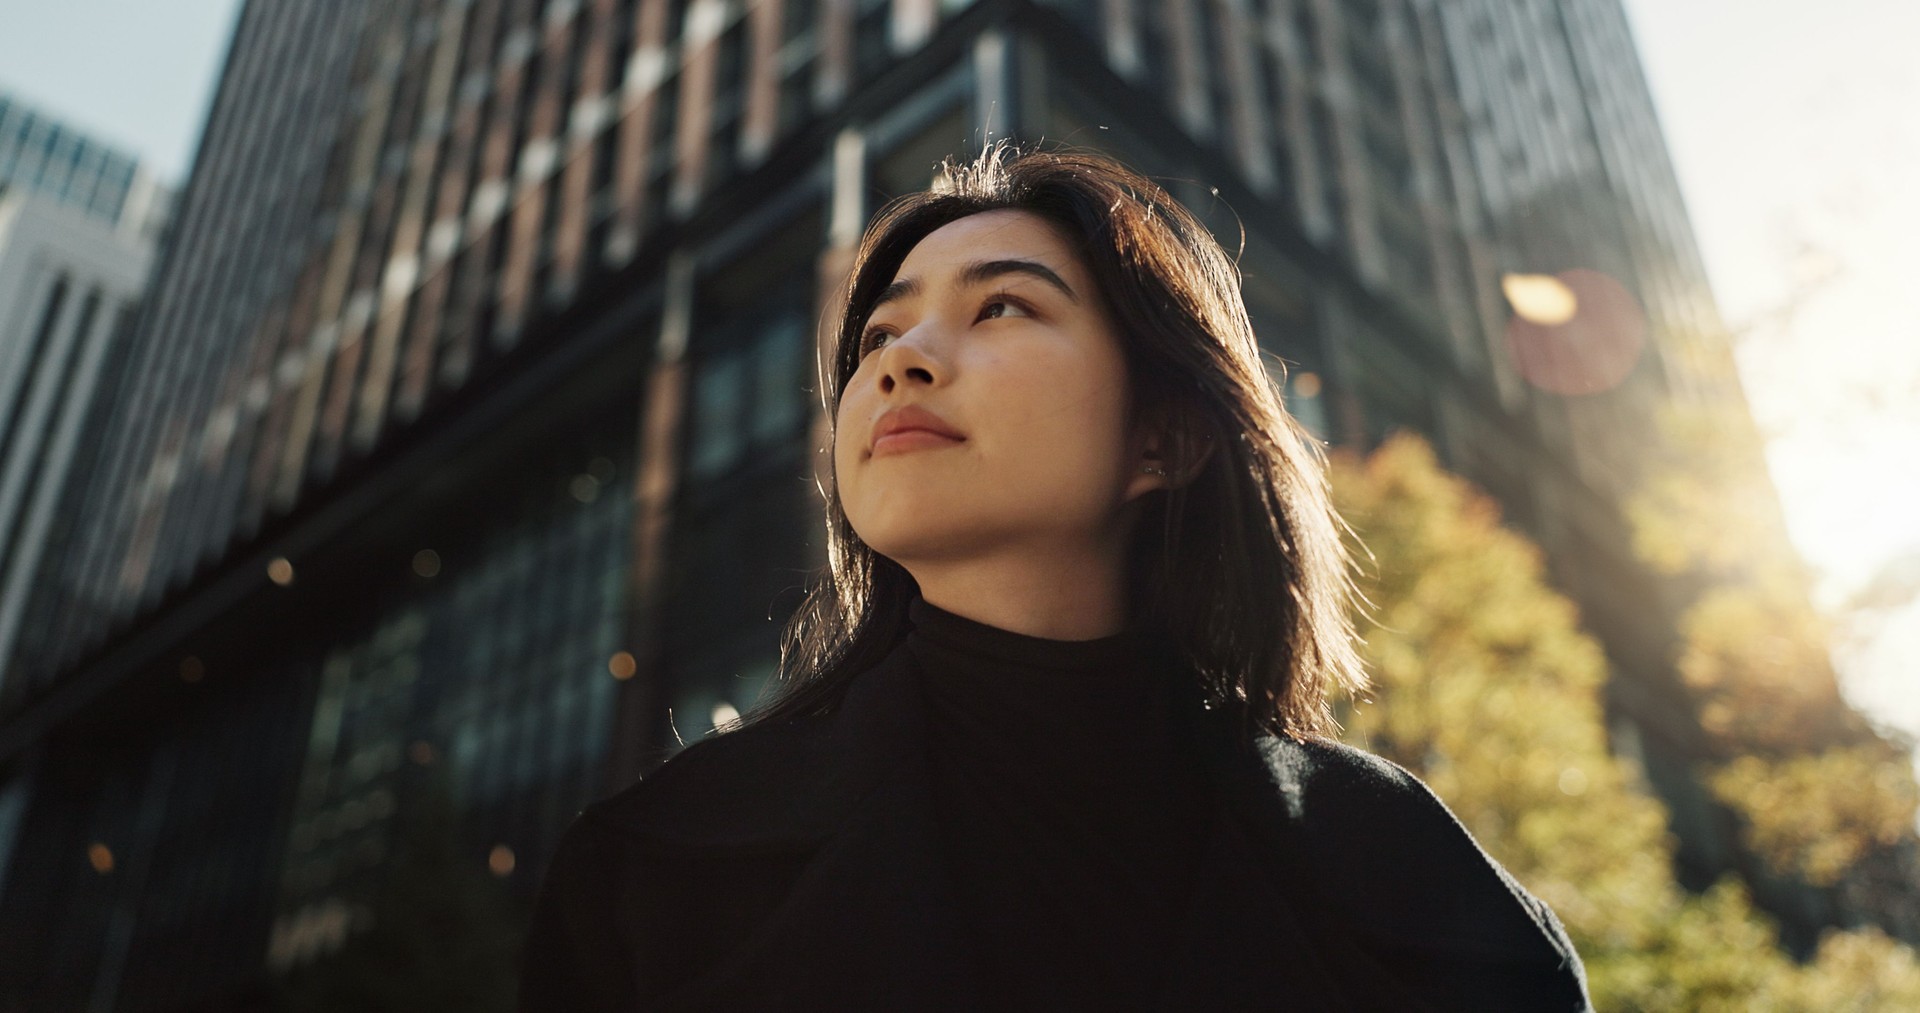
[1140,465,1167,476]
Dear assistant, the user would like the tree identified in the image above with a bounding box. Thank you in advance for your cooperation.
[1328,431,1920,1009]
[1627,398,1920,898]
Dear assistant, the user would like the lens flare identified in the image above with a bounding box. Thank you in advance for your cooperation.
[1501,273,1579,326]
[1504,269,1647,395]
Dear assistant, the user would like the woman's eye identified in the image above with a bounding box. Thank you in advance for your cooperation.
[860,296,1029,357]
[978,296,1032,322]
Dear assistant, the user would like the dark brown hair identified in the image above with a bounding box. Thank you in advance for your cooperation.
[747,142,1366,744]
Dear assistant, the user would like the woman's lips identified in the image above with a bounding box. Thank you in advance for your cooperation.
[871,430,966,457]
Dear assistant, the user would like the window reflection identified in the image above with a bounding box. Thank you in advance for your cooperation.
[750,313,808,446]
[690,351,748,478]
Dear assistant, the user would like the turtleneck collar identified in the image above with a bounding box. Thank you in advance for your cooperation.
[903,594,1182,756]
[904,595,1150,673]
[899,593,1216,1004]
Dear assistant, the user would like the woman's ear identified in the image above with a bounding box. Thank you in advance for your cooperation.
[1127,402,1216,500]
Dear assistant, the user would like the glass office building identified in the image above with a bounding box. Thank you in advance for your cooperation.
[0,89,173,240]
[0,0,1793,1006]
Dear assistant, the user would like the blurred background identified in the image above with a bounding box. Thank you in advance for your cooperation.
[0,0,1914,1008]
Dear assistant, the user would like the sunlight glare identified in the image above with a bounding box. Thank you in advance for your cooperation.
[1502,273,1579,325]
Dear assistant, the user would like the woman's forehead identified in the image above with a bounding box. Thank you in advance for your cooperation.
[894,209,1081,278]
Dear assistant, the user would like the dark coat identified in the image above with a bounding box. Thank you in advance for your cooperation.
[520,639,1593,1011]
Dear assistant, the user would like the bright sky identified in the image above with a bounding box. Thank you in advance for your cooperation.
[1622,0,1920,750]
[5,0,1913,746]
[0,0,242,184]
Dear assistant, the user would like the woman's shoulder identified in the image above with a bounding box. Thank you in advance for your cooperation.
[1255,735,1585,981]
[1256,734,1463,822]
[1255,733,1525,884]
[570,709,844,850]
[522,713,842,1010]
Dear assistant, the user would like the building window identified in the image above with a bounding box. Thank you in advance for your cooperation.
[689,349,749,478]
[707,22,749,191]
[0,273,70,456]
[749,313,809,445]
[853,0,891,84]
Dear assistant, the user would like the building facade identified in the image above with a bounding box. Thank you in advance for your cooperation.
[0,90,174,242]
[0,0,1779,1007]
[0,190,156,749]
[0,95,171,690]
[0,100,170,999]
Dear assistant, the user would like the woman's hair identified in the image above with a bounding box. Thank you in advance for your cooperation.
[745,142,1367,744]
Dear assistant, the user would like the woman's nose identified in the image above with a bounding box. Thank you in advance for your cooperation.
[874,327,943,394]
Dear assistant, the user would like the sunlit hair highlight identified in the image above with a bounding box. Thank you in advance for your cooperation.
[745,142,1367,745]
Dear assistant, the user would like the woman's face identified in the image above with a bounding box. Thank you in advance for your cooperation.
[834,209,1161,569]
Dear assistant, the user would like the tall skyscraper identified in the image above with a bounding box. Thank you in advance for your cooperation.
[0,188,155,731]
[0,92,175,696]
[0,93,173,1008]
[0,0,1801,1006]
[0,90,174,241]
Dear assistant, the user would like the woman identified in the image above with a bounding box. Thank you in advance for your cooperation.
[520,145,1592,1011]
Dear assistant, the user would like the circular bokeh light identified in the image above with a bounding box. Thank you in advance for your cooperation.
[1504,268,1647,395]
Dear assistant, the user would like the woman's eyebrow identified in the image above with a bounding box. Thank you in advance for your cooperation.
[870,258,1081,313]
[958,259,1080,302]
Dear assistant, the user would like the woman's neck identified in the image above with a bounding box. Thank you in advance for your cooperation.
[902,545,1131,641]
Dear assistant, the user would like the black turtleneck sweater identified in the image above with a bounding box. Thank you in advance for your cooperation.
[518,596,1595,1010]
[905,596,1217,1009]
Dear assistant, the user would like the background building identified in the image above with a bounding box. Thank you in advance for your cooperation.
[0,187,156,748]
[0,93,173,961]
[0,90,174,243]
[0,93,173,684]
[0,0,1797,1007]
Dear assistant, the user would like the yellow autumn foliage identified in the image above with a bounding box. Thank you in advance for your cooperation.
[1677,577,1849,753]
[1622,395,1920,892]
[1625,401,1787,579]
[1709,746,1920,887]
[1328,431,1920,1010]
